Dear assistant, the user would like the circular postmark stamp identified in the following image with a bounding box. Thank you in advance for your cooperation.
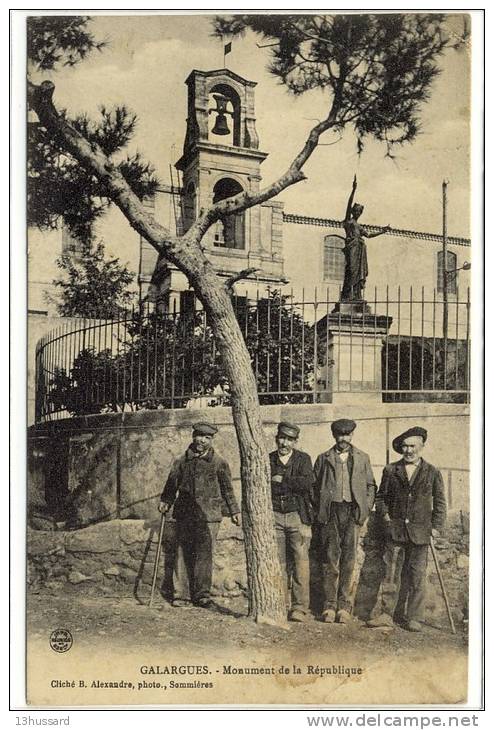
[49,628,73,653]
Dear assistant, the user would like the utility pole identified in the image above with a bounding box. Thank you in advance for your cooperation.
[442,180,449,390]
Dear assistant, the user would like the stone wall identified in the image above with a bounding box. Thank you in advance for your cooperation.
[28,402,469,528]
[27,403,470,629]
[27,519,247,602]
[27,511,469,629]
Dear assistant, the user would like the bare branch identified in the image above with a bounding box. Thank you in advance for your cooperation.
[28,79,193,271]
[188,103,342,241]
[225,268,259,290]
[286,19,333,47]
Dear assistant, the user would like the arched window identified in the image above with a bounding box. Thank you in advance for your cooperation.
[323,234,345,282]
[437,250,457,294]
[212,178,245,250]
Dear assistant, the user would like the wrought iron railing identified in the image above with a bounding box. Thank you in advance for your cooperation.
[35,287,470,422]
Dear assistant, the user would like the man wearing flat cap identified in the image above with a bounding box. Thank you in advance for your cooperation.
[270,422,315,622]
[159,422,240,608]
[368,426,447,632]
[313,419,376,624]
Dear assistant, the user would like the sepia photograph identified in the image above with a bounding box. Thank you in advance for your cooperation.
[19,9,481,708]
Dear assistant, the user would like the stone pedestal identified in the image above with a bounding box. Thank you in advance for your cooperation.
[317,304,392,404]
[332,300,372,315]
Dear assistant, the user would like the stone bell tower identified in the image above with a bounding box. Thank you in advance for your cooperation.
[154,68,285,305]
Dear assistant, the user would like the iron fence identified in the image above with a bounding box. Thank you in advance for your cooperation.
[35,287,470,422]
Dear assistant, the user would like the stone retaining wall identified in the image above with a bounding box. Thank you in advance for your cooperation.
[27,512,469,630]
[28,403,470,528]
[28,404,470,630]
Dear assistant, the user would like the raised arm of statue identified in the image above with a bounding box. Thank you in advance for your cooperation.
[345,174,358,222]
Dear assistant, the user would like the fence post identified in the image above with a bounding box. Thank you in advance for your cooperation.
[313,288,318,403]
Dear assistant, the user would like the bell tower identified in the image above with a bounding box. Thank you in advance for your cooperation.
[153,68,285,305]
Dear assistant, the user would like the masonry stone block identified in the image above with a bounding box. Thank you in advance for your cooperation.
[64,521,121,553]
[27,529,65,556]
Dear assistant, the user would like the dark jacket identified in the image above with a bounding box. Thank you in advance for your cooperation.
[375,458,447,545]
[313,445,376,526]
[269,449,315,525]
[161,446,239,523]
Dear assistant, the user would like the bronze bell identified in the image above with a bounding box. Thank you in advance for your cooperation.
[210,94,231,136]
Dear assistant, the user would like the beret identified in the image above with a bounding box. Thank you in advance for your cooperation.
[277,422,300,439]
[331,419,356,436]
[193,422,218,436]
[392,426,428,454]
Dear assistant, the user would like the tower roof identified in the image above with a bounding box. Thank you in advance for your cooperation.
[184,68,257,88]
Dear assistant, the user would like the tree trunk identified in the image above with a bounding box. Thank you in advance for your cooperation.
[188,268,287,624]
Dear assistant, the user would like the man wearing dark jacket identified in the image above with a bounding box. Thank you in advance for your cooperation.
[159,422,240,608]
[368,426,447,632]
[313,419,376,624]
[269,422,315,622]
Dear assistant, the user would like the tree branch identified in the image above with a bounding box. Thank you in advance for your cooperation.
[286,19,334,47]
[188,104,341,241]
[225,268,259,291]
[27,79,205,279]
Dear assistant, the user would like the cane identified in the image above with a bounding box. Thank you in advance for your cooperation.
[429,536,456,634]
[149,512,166,608]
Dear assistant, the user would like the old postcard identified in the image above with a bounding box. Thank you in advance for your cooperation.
[19,10,482,708]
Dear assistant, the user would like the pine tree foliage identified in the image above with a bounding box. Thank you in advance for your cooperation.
[213,13,468,156]
[27,16,106,71]
[27,16,159,241]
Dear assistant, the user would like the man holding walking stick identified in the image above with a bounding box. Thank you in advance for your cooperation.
[158,422,240,609]
[367,426,447,632]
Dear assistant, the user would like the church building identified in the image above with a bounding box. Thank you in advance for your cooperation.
[28,66,471,319]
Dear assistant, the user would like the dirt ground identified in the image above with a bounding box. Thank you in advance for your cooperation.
[26,592,470,706]
[27,591,467,656]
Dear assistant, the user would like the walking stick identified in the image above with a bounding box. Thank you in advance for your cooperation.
[429,536,456,634]
[149,512,166,608]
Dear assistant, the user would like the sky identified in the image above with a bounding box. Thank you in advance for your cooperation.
[37,12,471,238]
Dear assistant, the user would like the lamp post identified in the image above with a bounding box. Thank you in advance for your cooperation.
[445,261,472,280]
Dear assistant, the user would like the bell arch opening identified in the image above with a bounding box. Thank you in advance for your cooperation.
[208,84,241,146]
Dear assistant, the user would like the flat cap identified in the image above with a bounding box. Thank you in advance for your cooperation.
[277,422,300,439]
[392,426,428,454]
[193,422,218,436]
[331,419,356,436]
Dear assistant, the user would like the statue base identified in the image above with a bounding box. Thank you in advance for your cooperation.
[316,309,393,404]
[332,299,372,315]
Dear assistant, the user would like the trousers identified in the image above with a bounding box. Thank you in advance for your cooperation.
[274,511,312,614]
[318,501,359,613]
[173,519,220,603]
[379,539,429,622]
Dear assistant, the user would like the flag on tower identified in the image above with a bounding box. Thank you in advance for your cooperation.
[224,41,232,56]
